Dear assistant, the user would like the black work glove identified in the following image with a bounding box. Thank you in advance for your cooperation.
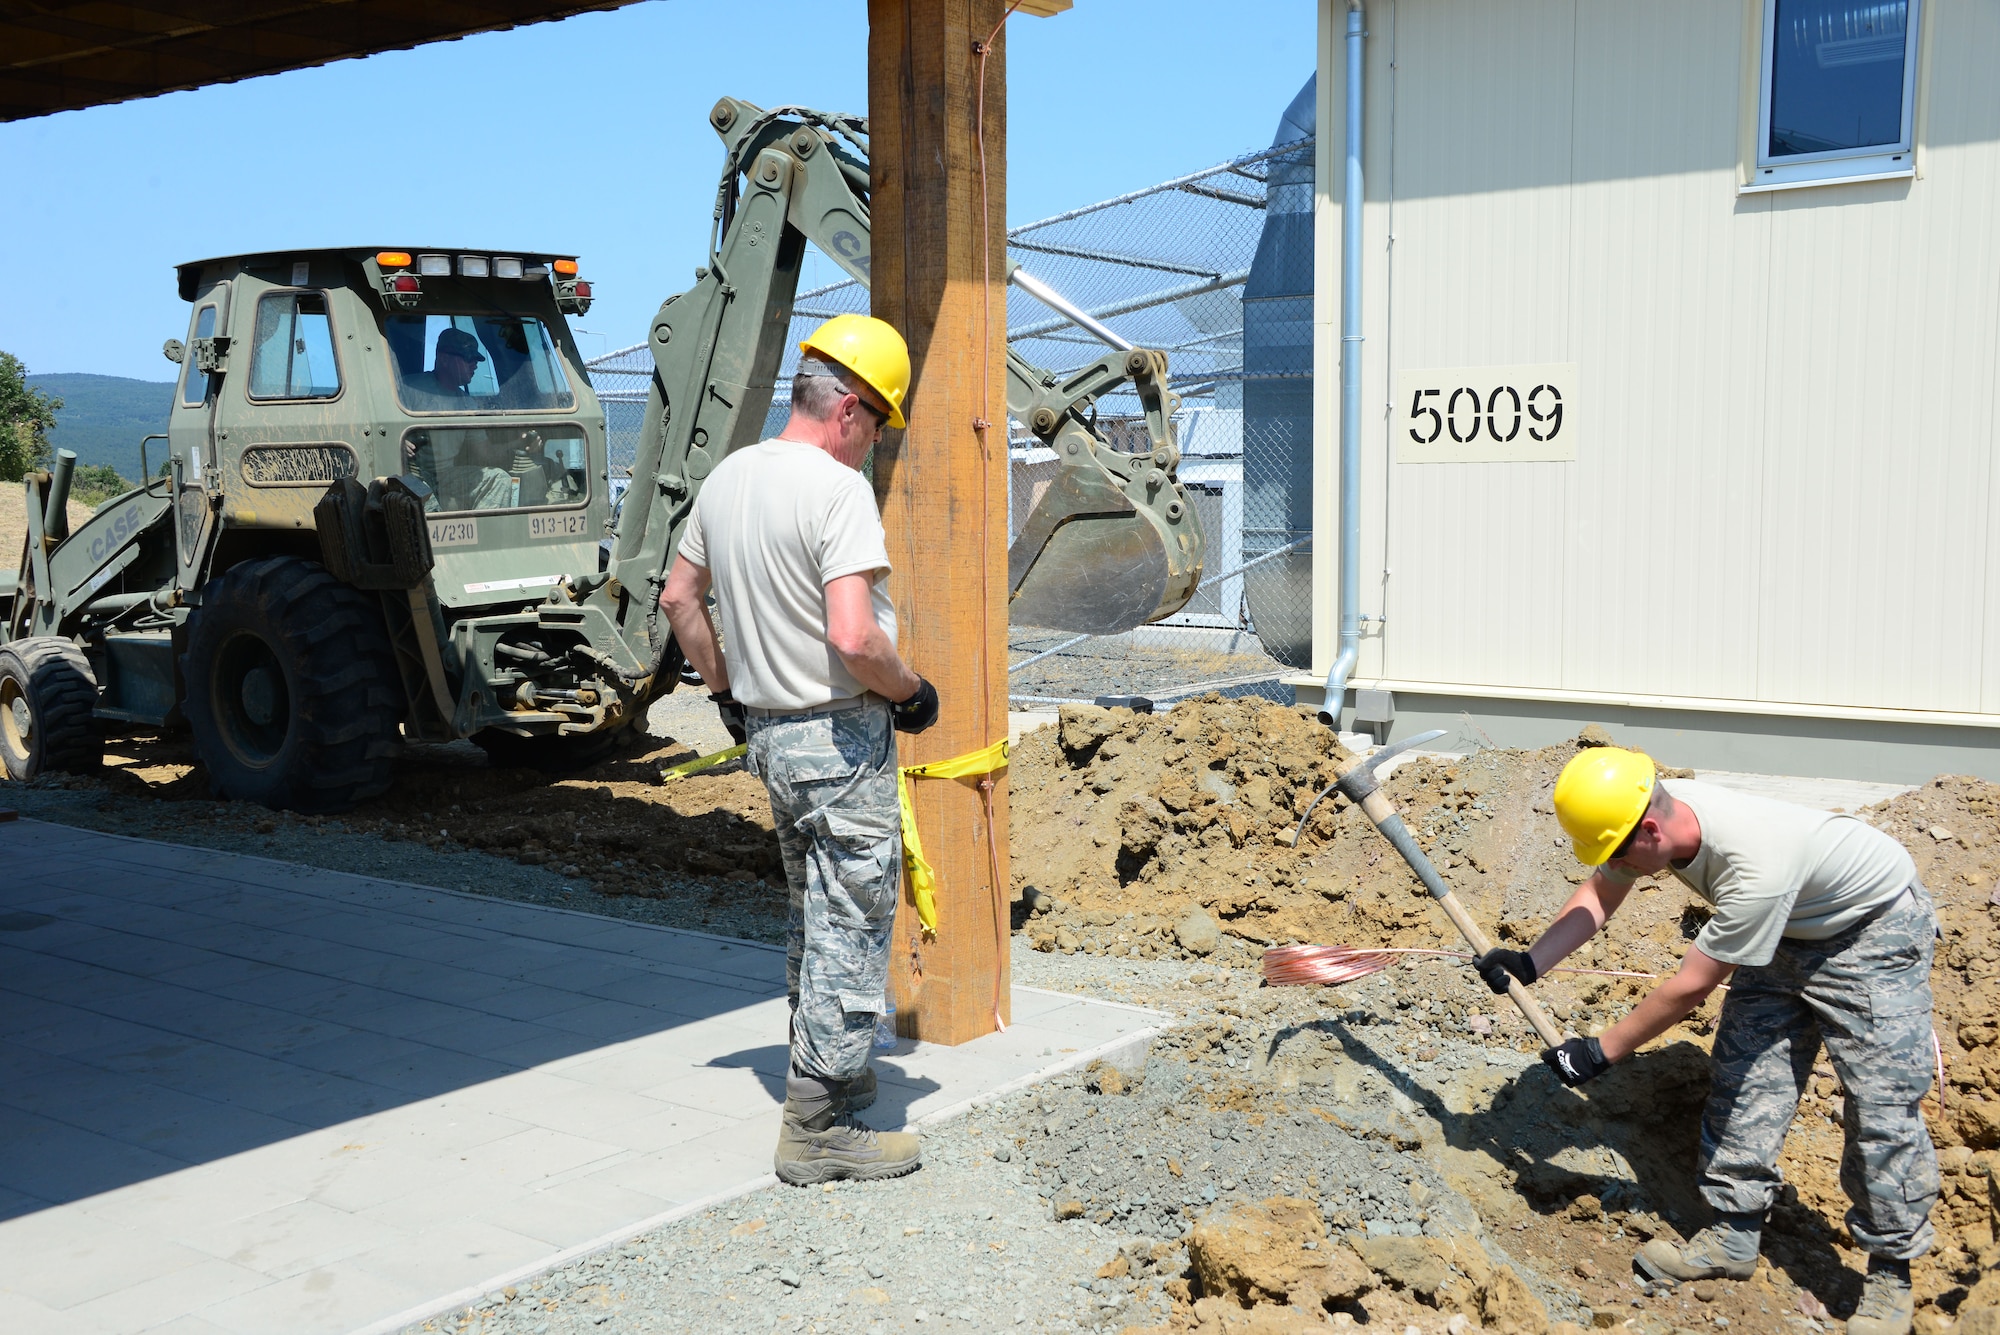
[1474,947,1539,995]
[889,677,940,734]
[710,690,747,746]
[1542,1036,1611,1087]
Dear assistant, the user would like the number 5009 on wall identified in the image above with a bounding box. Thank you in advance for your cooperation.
[1394,363,1578,464]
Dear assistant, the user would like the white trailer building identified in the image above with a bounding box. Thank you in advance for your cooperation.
[1294,0,2000,781]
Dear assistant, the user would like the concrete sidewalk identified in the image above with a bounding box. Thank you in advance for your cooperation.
[0,819,1163,1335]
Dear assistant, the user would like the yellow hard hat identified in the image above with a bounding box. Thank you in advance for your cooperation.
[799,314,910,429]
[1553,746,1656,865]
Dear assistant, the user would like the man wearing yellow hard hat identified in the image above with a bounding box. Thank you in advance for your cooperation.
[1475,743,1936,1335]
[661,314,936,1185]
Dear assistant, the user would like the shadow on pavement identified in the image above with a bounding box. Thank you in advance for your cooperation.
[0,820,794,1223]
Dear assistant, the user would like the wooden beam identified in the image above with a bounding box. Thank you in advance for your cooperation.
[868,0,1012,1047]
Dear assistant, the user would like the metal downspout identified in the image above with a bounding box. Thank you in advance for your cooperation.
[1317,0,1365,728]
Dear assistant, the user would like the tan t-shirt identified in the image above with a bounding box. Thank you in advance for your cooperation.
[678,438,896,712]
[1646,778,1915,967]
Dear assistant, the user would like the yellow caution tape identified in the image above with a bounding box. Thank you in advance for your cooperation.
[898,739,1010,936]
[657,743,748,783]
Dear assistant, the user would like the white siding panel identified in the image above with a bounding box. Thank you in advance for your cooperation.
[1754,147,2000,711]
[1379,0,1576,690]
[1329,0,2000,721]
[1560,0,1767,703]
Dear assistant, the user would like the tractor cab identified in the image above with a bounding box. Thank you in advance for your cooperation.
[165,248,607,606]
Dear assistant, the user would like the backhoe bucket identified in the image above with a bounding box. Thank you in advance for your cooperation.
[1006,433,1203,635]
[1004,346,1205,636]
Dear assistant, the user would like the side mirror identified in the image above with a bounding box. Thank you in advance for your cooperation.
[162,338,185,364]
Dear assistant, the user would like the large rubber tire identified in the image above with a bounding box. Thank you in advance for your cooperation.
[0,638,102,781]
[472,718,646,775]
[183,556,403,813]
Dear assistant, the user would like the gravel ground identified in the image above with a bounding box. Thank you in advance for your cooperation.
[400,949,1597,1335]
[1004,626,1295,707]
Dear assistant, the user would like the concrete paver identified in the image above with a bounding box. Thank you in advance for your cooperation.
[0,818,1162,1335]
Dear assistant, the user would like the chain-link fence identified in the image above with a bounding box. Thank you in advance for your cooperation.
[587,134,1318,708]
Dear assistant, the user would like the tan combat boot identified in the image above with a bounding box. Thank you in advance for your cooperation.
[774,1074,919,1185]
[1635,1226,1759,1283]
[1846,1261,1914,1335]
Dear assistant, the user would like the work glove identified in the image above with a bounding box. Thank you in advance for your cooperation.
[1474,947,1539,995]
[1541,1036,1610,1087]
[890,677,940,734]
[710,690,747,747]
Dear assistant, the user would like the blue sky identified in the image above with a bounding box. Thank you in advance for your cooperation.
[0,0,1314,382]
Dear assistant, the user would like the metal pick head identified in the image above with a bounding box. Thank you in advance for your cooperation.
[1356,728,1450,777]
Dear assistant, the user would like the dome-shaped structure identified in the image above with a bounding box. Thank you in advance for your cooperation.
[1241,75,1316,668]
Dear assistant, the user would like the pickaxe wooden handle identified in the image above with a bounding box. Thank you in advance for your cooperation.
[1306,733,1567,1048]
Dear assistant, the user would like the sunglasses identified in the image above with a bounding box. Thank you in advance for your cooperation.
[848,389,890,430]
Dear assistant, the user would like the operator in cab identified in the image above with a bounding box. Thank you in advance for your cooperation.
[659,314,939,1185]
[404,327,486,403]
[1477,745,1938,1335]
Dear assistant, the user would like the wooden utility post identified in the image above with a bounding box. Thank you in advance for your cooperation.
[868,0,1012,1045]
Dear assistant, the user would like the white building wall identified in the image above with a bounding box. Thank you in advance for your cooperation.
[1312,0,2000,724]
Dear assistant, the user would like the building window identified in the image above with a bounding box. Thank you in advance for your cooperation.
[1753,0,1920,190]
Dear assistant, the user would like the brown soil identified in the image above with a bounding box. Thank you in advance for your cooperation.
[1010,696,2000,1329]
[33,725,790,922]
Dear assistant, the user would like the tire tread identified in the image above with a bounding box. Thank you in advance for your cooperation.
[0,637,102,777]
[183,556,403,812]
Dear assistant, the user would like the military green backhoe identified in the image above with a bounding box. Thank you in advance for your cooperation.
[0,99,1204,812]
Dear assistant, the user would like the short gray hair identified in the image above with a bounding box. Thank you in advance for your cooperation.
[792,357,855,421]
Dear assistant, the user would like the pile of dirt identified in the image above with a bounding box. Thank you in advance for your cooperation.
[1012,698,1701,1035]
[1008,696,2000,1327]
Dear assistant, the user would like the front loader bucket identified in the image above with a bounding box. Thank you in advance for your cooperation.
[1006,436,1204,635]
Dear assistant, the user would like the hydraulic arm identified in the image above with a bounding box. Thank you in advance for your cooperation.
[609,97,1205,669]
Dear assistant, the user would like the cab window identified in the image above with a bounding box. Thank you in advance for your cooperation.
[182,305,216,406]
[401,424,590,515]
[247,292,342,400]
[386,314,575,413]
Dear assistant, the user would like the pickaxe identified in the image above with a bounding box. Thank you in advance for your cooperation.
[1288,730,1566,1047]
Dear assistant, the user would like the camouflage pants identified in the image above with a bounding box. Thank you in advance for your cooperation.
[1699,882,1940,1259]
[746,701,901,1083]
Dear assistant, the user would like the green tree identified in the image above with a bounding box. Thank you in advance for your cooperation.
[0,351,63,482]
[70,462,133,506]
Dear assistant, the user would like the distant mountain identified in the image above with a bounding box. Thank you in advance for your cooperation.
[28,373,176,481]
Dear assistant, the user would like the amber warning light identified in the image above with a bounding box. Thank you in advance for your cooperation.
[553,259,578,275]
[376,251,412,268]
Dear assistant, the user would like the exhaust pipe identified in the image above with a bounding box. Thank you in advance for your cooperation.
[44,448,77,543]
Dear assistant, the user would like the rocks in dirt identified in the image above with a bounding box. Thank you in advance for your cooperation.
[1177,907,1222,956]
[1059,703,1123,756]
[1354,1236,1450,1299]
[1481,1265,1550,1335]
[1084,1060,1129,1096]
[1187,1197,1375,1308]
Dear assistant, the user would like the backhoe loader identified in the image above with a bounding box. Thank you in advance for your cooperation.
[0,99,1203,812]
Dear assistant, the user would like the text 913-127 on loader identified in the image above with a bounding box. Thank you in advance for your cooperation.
[0,99,1205,814]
